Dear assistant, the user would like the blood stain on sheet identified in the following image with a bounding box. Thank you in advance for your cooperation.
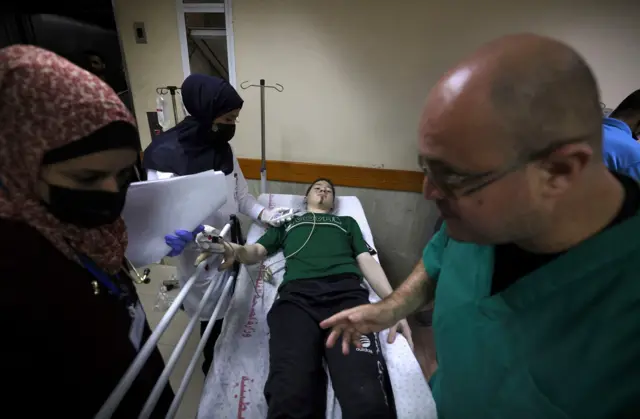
[234,376,254,418]
[242,264,264,338]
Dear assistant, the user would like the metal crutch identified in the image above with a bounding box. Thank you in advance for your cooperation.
[164,215,242,418]
[138,268,228,419]
[94,222,233,419]
[139,215,241,418]
[240,79,284,195]
[165,272,236,419]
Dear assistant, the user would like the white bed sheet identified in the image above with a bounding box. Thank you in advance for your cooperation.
[198,194,437,419]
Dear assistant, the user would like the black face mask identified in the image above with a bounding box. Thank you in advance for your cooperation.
[212,123,236,143]
[44,184,129,228]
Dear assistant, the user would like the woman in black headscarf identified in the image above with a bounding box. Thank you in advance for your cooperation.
[143,74,290,375]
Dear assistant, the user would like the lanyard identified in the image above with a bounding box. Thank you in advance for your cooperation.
[78,254,122,297]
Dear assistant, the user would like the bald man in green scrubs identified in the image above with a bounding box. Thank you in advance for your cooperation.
[321,34,640,419]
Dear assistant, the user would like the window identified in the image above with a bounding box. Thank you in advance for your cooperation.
[185,12,228,80]
[184,12,225,30]
[178,1,235,85]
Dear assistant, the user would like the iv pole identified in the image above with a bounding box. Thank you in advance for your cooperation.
[240,79,284,195]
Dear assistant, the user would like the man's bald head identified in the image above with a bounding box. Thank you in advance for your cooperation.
[419,34,609,246]
[422,33,602,160]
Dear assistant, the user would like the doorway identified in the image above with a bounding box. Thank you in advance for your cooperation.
[1,3,134,115]
[0,3,144,179]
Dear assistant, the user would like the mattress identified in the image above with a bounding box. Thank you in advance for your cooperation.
[197,194,437,419]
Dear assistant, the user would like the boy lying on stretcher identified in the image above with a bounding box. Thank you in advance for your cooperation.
[195,178,412,419]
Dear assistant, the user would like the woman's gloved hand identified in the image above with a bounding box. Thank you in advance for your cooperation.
[259,207,294,227]
[165,225,205,257]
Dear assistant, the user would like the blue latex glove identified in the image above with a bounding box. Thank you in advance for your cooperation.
[165,225,205,257]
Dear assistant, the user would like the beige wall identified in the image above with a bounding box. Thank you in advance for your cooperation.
[232,0,639,169]
[113,0,638,285]
[113,0,185,147]
[115,0,639,165]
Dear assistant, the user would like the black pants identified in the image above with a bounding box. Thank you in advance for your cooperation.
[200,319,224,376]
[264,274,396,419]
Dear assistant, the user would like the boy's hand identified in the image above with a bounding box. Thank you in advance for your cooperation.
[218,242,237,270]
[387,318,414,350]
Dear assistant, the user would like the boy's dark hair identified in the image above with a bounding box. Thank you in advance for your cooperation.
[610,89,640,119]
[305,178,336,197]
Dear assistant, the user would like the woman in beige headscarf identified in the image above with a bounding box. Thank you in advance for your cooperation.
[0,45,173,418]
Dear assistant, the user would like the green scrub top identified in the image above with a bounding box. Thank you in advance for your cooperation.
[424,213,640,419]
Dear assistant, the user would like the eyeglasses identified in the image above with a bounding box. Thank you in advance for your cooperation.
[420,161,518,198]
[420,138,586,198]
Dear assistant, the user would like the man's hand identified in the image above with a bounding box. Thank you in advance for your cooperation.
[387,318,413,351]
[320,301,398,355]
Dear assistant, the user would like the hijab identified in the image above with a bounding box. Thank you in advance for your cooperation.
[0,45,138,273]
[143,74,243,176]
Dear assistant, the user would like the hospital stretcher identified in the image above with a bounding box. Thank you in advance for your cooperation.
[199,194,437,419]
[95,194,437,419]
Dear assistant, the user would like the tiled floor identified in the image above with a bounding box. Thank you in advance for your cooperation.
[135,264,205,419]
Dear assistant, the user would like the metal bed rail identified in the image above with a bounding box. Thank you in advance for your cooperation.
[166,272,236,418]
[95,221,237,419]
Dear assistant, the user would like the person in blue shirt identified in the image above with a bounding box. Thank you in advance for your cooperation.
[602,89,640,179]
